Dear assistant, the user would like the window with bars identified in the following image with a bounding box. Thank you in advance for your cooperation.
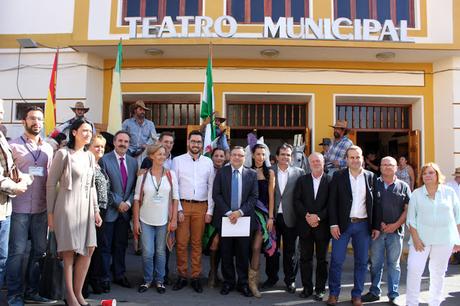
[123,102,200,128]
[122,0,202,23]
[336,104,411,131]
[227,102,307,130]
[227,0,310,23]
[334,0,415,27]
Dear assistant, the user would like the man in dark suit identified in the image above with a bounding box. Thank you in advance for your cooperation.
[294,152,331,301]
[263,144,305,293]
[212,146,258,297]
[99,130,138,292]
[327,145,381,306]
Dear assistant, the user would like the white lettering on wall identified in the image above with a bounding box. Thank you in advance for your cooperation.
[125,16,413,42]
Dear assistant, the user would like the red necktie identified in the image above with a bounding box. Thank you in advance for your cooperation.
[119,157,128,193]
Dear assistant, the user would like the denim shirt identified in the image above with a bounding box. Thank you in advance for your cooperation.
[122,118,157,154]
[407,184,460,246]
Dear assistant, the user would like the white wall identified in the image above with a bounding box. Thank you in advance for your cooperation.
[0,48,104,139]
[0,0,74,34]
[433,57,459,175]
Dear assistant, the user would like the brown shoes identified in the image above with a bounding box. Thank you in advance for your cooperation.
[351,297,363,306]
[326,295,338,306]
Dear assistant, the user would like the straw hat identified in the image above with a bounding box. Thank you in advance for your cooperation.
[214,111,226,123]
[329,120,349,130]
[133,100,150,111]
[453,167,460,177]
[70,101,90,113]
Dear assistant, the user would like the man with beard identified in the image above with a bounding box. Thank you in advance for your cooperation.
[324,120,353,177]
[172,130,214,293]
[49,101,96,140]
[122,100,157,159]
[1,105,38,306]
[99,131,138,292]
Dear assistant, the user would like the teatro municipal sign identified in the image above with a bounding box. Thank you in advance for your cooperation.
[125,16,413,42]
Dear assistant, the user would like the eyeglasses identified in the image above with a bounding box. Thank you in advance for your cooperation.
[26,116,43,122]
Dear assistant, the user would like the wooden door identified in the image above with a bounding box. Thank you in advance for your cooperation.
[347,129,357,145]
[409,130,421,185]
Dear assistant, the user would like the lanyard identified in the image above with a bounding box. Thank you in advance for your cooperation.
[150,167,165,195]
[21,136,42,165]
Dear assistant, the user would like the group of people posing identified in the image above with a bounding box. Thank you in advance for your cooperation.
[0,99,459,306]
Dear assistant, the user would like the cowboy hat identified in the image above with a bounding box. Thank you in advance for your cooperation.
[319,138,332,146]
[70,101,90,113]
[213,111,226,123]
[453,167,460,176]
[329,120,349,129]
[133,100,150,111]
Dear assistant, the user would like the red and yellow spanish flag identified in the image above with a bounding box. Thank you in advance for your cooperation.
[45,51,58,136]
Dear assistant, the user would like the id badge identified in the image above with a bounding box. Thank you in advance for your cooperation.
[152,194,164,204]
[29,166,44,177]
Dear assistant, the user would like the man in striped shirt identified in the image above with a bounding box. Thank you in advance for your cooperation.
[324,120,353,177]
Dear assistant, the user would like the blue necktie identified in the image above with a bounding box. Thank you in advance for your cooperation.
[231,169,239,211]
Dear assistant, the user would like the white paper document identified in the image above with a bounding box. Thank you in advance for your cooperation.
[221,216,251,237]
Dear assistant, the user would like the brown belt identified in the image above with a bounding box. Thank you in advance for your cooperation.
[350,217,368,223]
[180,199,207,204]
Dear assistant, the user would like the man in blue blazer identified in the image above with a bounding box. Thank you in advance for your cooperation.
[99,130,138,292]
[327,145,381,306]
[212,146,258,297]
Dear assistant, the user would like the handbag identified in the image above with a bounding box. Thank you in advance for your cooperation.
[39,231,64,300]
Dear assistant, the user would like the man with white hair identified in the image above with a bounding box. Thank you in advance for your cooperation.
[293,152,331,301]
[362,156,411,305]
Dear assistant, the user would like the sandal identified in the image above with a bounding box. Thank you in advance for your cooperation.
[138,282,151,293]
[156,282,166,294]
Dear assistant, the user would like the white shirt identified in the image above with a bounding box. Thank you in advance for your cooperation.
[226,165,244,216]
[277,166,289,213]
[312,173,323,200]
[172,153,213,211]
[349,169,368,218]
[446,180,460,201]
[134,170,179,226]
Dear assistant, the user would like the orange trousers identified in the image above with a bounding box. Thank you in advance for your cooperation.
[175,201,207,278]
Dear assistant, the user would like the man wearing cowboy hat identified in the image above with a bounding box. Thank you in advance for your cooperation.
[447,167,460,264]
[49,101,96,139]
[324,120,353,177]
[200,111,230,154]
[122,100,157,158]
[319,138,332,155]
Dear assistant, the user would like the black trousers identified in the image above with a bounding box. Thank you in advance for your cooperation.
[87,209,106,282]
[265,213,299,285]
[101,215,130,280]
[299,227,330,293]
[219,236,250,288]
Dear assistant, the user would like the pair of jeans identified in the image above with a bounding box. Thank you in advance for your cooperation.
[140,222,167,284]
[0,215,11,289]
[328,221,370,298]
[369,231,403,299]
[6,212,47,299]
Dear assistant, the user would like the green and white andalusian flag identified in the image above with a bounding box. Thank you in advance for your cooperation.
[107,41,123,135]
[200,55,216,156]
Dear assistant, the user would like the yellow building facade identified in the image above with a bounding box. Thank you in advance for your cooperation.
[1,0,459,175]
